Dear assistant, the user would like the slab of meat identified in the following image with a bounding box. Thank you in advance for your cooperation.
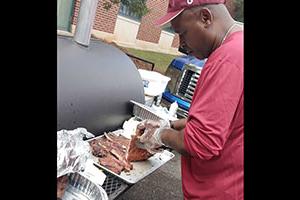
[89,128,156,175]
[89,134,131,174]
[98,153,125,175]
[89,139,110,157]
[126,128,153,162]
[110,148,133,172]
[104,133,131,147]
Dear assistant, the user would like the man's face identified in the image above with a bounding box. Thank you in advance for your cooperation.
[171,8,212,59]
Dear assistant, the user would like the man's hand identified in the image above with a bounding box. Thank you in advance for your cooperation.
[137,119,170,154]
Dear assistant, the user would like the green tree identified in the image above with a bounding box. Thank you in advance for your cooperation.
[104,0,243,22]
[234,0,244,22]
[103,0,149,18]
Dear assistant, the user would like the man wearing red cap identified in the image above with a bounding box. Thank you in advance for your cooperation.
[138,0,243,199]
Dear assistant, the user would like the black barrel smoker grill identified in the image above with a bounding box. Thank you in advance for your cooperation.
[57,0,148,198]
[58,35,144,198]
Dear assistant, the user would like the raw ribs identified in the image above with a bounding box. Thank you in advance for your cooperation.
[127,126,153,162]
[89,130,153,175]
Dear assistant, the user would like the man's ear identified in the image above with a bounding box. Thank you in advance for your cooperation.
[198,7,213,27]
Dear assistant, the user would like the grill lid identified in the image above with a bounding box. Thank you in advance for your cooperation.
[57,36,145,135]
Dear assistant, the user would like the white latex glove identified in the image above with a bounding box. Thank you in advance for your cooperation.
[137,119,170,154]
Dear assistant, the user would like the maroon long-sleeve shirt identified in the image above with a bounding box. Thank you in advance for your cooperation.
[182,31,244,200]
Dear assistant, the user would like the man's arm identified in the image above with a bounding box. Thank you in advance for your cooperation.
[170,118,187,130]
[160,128,189,156]
[137,119,189,156]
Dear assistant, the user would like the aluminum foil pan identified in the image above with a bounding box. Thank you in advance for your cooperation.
[62,173,108,200]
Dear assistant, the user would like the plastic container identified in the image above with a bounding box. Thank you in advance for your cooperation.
[138,69,171,97]
[144,95,155,107]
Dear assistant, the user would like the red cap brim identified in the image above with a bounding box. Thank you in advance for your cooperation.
[154,8,185,27]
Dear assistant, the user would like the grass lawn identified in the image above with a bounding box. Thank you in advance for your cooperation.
[124,48,178,74]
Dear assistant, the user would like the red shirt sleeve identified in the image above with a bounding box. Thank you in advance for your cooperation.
[184,59,243,160]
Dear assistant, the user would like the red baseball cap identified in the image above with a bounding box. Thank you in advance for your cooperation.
[155,0,226,27]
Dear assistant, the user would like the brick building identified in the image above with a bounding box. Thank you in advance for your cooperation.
[58,0,236,55]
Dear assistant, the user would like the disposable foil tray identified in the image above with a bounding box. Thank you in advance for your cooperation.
[88,133,175,185]
[62,173,108,200]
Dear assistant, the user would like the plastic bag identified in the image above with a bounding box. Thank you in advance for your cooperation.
[122,117,141,139]
[168,101,178,118]
[57,128,94,178]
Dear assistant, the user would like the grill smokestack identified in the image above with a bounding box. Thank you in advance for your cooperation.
[74,0,99,46]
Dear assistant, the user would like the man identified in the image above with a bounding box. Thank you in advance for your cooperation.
[137,0,244,199]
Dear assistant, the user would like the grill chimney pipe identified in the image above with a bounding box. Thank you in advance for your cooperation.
[73,0,99,46]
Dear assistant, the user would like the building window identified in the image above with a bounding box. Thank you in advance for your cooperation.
[118,2,143,21]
